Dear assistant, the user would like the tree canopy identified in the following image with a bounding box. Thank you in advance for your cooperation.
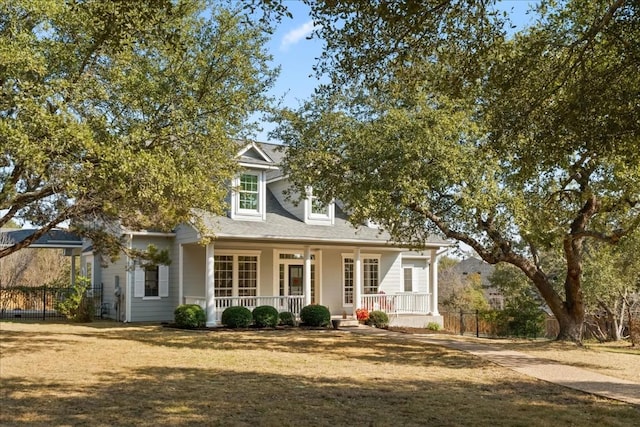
[274,0,640,341]
[1,0,277,258]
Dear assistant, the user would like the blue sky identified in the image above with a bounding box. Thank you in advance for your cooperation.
[252,0,537,143]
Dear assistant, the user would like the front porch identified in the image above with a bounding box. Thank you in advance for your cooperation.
[184,292,435,324]
[176,242,444,327]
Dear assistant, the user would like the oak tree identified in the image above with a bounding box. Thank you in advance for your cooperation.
[1,0,277,258]
[274,0,640,341]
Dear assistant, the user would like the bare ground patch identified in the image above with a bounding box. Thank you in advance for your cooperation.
[1,321,638,426]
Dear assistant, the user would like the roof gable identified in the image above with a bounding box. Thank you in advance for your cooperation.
[237,141,273,165]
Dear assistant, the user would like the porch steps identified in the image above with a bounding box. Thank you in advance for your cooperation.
[331,317,361,328]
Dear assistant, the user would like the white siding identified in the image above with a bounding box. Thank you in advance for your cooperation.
[182,244,205,300]
[379,254,402,294]
[402,257,430,293]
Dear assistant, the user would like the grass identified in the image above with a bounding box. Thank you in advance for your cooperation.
[392,327,640,383]
[1,321,639,426]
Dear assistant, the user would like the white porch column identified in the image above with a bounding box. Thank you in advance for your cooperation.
[304,246,312,306]
[125,235,133,323]
[70,254,76,286]
[205,243,216,326]
[429,249,440,315]
[354,248,362,311]
[178,244,184,306]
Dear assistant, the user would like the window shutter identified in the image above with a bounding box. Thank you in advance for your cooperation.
[159,265,169,297]
[134,266,144,297]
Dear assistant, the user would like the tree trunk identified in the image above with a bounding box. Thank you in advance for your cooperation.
[555,310,584,342]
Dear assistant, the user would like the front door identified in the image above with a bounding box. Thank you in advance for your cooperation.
[288,265,303,296]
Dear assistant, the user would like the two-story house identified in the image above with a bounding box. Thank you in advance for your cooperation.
[84,141,449,327]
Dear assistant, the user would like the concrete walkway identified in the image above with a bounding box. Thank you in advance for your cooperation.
[347,326,640,406]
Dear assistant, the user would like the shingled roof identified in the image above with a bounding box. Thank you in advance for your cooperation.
[204,188,447,248]
[0,229,83,248]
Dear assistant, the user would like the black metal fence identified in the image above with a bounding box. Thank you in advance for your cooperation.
[0,284,104,321]
[442,310,559,339]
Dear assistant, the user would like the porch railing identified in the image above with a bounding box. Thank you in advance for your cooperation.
[183,295,305,317]
[183,293,431,321]
[361,293,431,315]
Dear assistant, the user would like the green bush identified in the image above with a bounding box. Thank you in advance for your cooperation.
[252,305,279,328]
[367,310,389,329]
[487,304,544,338]
[502,307,544,338]
[174,304,206,329]
[426,321,441,331]
[55,277,95,322]
[221,306,253,328]
[278,311,296,326]
[299,304,331,327]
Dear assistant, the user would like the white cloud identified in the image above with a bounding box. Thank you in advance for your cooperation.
[280,21,319,51]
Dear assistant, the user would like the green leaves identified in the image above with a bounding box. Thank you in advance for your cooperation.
[1,1,277,258]
[276,0,639,340]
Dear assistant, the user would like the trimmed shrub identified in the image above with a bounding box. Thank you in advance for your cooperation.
[426,321,441,331]
[279,311,296,327]
[252,305,279,328]
[221,306,253,328]
[174,304,206,329]
[367,310,389,329]
[300,304,331,327]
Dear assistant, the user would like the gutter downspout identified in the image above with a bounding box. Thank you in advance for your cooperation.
[125,233,133,323]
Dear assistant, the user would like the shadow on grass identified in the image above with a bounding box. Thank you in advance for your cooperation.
[2,365,638,427]
[0,325,481,370]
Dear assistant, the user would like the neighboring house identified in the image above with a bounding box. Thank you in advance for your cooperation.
[84,141,450,327]
[451,257,503,309]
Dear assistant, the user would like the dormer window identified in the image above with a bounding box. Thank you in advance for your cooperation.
[239,174,259,211]
[311,196,328,215]
[232,170,266,221]
[305,187,334,225]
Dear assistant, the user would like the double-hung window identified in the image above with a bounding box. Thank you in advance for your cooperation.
[239,173,259,211]
[145,266,159,297]
[305,187,333,224]
[233,172,264,220]
[311,196,327,215]
[134,264,169,298]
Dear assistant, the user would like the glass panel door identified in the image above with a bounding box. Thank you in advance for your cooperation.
[289,265,303,296]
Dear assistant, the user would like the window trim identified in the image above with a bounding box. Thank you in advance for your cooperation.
[232,171,265,221]
[342,257,354,306]
[304,187,334,225]
[342,253,381,306]
[145,265,159,297]
[403,267,413,292]
[238,173,259,212]
[134,264,169,299]
[213,251,260,297]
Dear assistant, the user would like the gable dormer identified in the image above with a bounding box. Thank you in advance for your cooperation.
[231,142,278,221]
